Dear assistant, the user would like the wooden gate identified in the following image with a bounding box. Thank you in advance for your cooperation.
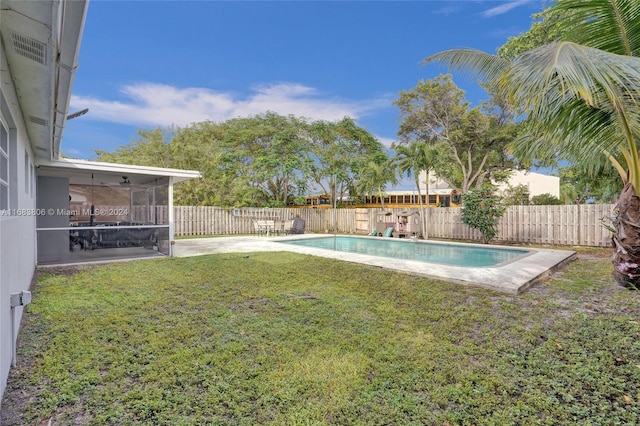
[355,208,370,234]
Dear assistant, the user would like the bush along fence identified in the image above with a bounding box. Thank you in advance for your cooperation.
[172,204,615,248]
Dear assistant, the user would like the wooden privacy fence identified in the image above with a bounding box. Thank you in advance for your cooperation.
[173,204,616,247]
[427,204,614,247]
[173,207,359,236]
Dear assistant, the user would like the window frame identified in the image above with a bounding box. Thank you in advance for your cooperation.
[0,120,9,209]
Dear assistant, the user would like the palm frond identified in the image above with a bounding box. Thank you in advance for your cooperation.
[423,49,510,87]
[603,148,631,183]
[427,6,640,193]
[557,0,640,57]
[503,42,640,112]
[502,45,640,188]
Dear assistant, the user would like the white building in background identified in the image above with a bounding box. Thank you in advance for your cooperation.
[0,0,199,404]
[416,169,560,199]
[496,169,560,199]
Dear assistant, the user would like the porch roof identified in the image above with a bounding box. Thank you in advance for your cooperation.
[38,158,201,187]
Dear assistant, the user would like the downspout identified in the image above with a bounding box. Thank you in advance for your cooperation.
[10,291,32,367]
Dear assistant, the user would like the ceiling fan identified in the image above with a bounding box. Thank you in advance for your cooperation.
[119,176,131,186]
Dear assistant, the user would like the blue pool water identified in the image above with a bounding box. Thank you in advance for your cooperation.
[278,236,529,267]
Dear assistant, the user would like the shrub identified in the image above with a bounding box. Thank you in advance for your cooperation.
[531,193,563,205]
[461,185,506,243]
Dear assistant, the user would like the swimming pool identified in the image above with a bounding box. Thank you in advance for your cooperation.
[278,236,529,267]
[175,236,577,294]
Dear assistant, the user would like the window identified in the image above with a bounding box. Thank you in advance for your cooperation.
[0,121,8,209]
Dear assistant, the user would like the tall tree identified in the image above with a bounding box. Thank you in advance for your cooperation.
[97,114,386,208]
[218,113,311,207]
[394,75,518,193]
[168,121,234,206]
[355,158,398,209]
[394,141,427,235]
[393,140,446,238]
[95,127,175,168]
[94,126,224,206]
[425,0,640,288]
[307,117,387,206]
[497,6,570,60]
[560,165,621,204]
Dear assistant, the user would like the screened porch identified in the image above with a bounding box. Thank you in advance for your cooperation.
[35,159,200,265]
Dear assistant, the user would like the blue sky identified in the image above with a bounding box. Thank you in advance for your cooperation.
[65,0,546,170]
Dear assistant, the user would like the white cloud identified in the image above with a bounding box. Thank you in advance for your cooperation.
[70,82,389,128]
[376,136,398,148]
[481,0,533,18]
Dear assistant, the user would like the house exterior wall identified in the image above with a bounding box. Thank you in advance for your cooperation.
[417,170,560,198]
[498,170,560,198]
[0,48,38,406]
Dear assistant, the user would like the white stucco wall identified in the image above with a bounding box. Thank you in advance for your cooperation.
[0,51,38,406]
[498,170,560,198]
[416,170,560,199]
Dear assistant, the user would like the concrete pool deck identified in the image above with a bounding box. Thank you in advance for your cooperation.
[173,235,577,294]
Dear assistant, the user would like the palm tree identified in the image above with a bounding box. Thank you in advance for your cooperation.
[356,159,398,210]
[394,141,444,239]
[395,141,427,236]
[425,0,640,287]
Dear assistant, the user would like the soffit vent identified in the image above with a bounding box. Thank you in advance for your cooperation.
[29,116,49,126]
[10,32,46,65]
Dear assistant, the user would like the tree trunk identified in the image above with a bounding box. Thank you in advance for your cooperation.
[425,180,430,240]
[377,187,385,209]
[415,177,426,239]
[612,183,640,289]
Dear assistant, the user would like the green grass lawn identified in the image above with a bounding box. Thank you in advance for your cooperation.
[2,248,639,425]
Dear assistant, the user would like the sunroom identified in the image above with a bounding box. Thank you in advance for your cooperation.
[36,158,200,265]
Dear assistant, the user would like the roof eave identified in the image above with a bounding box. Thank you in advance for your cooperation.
[51,0,89,160]
[39,158,202,183]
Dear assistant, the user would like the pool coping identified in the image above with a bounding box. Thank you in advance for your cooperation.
[173,234,577,294]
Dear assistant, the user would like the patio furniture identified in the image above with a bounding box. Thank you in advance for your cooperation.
[286,217,305,234]
[376,211,394,236]
[256,220,276,236]
[282,219,293,235]
[395,210,421,238]
[253,220,264,236]
[274,219,288,235]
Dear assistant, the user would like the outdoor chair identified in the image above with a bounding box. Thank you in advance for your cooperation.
[253,220,265,236]
[274,219,287,235]
[282,219,293,235]
[286,217,305,235]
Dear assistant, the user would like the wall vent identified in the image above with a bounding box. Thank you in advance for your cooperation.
[29,116,48,127]
[11,32,46,65]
